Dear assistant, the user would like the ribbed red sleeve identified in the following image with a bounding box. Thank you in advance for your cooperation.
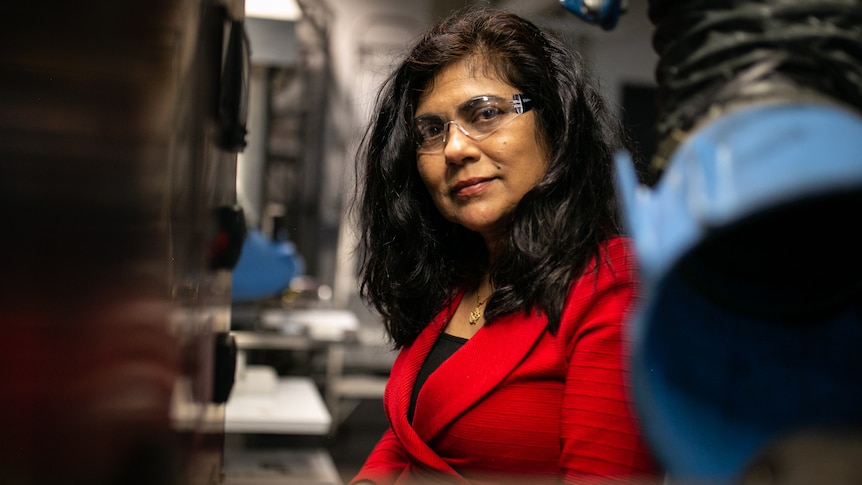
[558,239,658,480]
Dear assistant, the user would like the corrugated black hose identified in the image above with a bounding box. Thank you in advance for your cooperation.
[647,0,862,176]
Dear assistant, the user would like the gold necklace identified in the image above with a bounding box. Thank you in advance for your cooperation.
[468,288,492,325]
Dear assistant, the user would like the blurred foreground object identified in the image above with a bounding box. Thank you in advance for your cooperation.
[615,102,862,483]
[560,0,862,482]
[0,0,246,483]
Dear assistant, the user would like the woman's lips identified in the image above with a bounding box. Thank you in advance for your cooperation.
[451,177,492,197]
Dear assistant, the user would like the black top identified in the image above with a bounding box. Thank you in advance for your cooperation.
[408,332,467,423]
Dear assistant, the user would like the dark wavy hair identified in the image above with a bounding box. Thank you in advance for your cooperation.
[352,5,637,349]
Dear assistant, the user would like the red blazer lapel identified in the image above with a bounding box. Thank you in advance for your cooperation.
[384,294,468,479]
[383,292,547,480]
[412,307,548,443]
[388,293,458,425]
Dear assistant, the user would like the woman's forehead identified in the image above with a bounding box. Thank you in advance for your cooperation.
[416,60,514,112]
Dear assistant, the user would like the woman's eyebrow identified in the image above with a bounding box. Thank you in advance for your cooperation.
[457,95,507,113]
[413,113,443,123]
[459,95,501,108]
[414,95,504,120]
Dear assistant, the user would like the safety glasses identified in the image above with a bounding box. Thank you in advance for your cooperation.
[413,94,533,154]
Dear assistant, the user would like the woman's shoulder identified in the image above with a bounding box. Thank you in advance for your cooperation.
[594,236,638,279]
[565,236,638,299]
[558,236,639,334]
[601,235,634,256]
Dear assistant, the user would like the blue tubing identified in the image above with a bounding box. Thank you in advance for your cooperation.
[614,103,862,483]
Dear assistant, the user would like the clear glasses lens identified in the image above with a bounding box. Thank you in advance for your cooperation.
[414,94,533,153]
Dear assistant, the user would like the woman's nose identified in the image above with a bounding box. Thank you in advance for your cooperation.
[442,121,477,163]
[443,120,471,143]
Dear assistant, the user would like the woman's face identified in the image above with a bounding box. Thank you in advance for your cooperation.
[414,60,550,247]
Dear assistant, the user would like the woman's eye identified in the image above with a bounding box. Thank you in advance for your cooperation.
[473,106,503,124]
[424,124,443,137]
[416,120,443,140]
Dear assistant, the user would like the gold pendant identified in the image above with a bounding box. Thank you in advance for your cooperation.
[469,309,481,325]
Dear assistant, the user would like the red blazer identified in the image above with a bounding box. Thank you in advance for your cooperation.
[350,238,659,484]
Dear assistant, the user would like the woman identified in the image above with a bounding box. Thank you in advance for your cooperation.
[350,5,659,484]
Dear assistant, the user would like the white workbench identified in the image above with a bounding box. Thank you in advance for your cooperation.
[223,309,364,485]
[226,308,362,435]
[225,373,332,435]
[223,366,340,483]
